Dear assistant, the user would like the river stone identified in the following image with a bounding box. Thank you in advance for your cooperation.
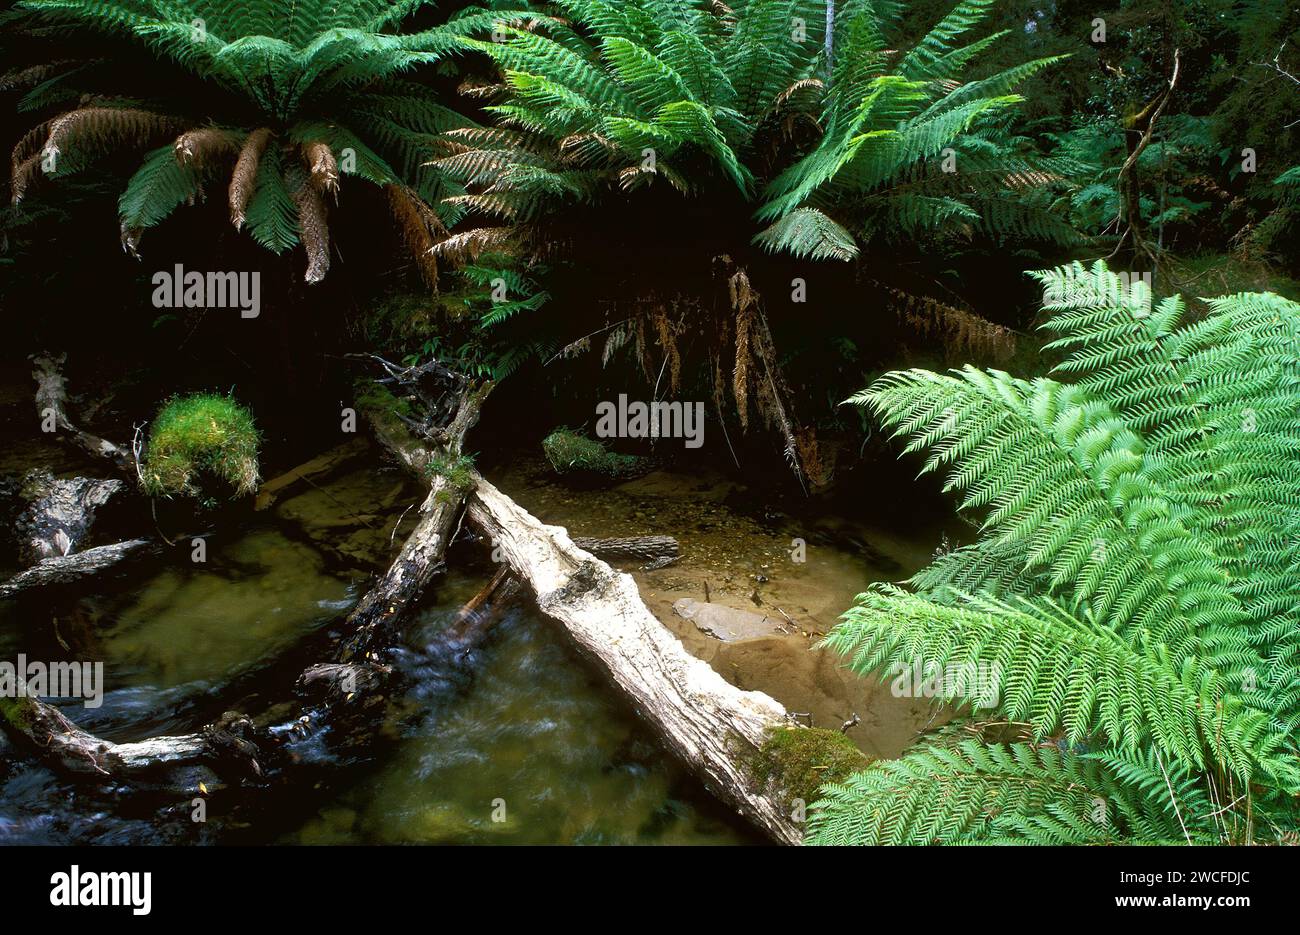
[673,598,785,641]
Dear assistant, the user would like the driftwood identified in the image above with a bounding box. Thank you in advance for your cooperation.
[0,539,154,599]
[571,535,678,569]
[0,698,259,792]
[31,354,131,469]
[467,474,803,844]
[15,471,124,563]
[253,438,368,511]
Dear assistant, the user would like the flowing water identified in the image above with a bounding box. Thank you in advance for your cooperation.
[0,438,950,846]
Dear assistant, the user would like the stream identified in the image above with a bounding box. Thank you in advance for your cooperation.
[0,426,952,845]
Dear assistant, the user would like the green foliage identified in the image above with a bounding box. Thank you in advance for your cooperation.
[11,0,492,276]
[541,427,642,477]
[361,255,555,383]
[439,0,1071,258]
[811,260,1300,845]
[140,393,260,499]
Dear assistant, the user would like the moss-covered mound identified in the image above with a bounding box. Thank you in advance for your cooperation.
[542,428,643,478]
[751,727,869,807]
[140,394,260,499]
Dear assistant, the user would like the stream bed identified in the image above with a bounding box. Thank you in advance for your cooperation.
[0,438,951,845]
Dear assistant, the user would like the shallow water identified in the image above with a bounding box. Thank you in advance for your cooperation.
[0,440,945,846]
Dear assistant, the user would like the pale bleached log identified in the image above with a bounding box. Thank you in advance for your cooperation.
[467,474,803,845]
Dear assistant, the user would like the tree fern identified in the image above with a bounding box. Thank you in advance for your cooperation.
[11,0,478,282]
[815,260,1300,845]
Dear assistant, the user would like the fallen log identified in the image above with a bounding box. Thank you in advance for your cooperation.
[467,474,804,845]
[445,566,524,646]
[3,358,492,789]
[0,697,258,792]
[31,354,132,470]
[253,438,369,511]
[571,534,678,569]
[0,539,154,599]
[15,470,124,564]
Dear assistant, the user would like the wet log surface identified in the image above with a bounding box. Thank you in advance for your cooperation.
[467,474,803,845]
[0,539,154,599]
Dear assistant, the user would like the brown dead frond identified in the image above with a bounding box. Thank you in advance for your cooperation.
[773,77,824,109]
[302,140,339,194]
[229,127,273,230]
[386,183,445,289]
[556,335,591,360]
[651,306,682,393]
[444,191,519,219]
[42,107,179,163]
[0,61,78,91]
[633,316,655,383]
[173,127,238,168]
[732,300,753,430]
[457,78,508,101]
[558,131,616,164]
[293,181,330,283]
[882,284,1018,362]
[429,226,513,266]
[602,322,630,367]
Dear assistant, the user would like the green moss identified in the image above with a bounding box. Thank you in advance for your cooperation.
[542,428,643,477]
[751,727,869,806]
[354,381,413,419]
[140,394,260,499]
[0,695,35,731]
[427,452,476,493]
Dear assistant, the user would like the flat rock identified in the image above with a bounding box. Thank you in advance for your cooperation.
[672,598,786,641]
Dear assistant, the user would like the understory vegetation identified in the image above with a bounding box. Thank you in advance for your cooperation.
[2,0,1299,847]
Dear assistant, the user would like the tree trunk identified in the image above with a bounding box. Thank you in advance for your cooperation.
[467,474,803,845]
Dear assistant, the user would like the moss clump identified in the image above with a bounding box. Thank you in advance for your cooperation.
[427,452,476,493]
[140,394,260,499]
[542,428,642,477]
[751,727,869,806]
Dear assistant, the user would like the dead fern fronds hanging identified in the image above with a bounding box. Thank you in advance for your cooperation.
[733,300,753,430]
[881,285,1018,362]
[302,140,339,194]
[229,127,273,230]
[429,226,513,266]
[174,127,238,168]
[293,180,330,283]
[386,182,443,288]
